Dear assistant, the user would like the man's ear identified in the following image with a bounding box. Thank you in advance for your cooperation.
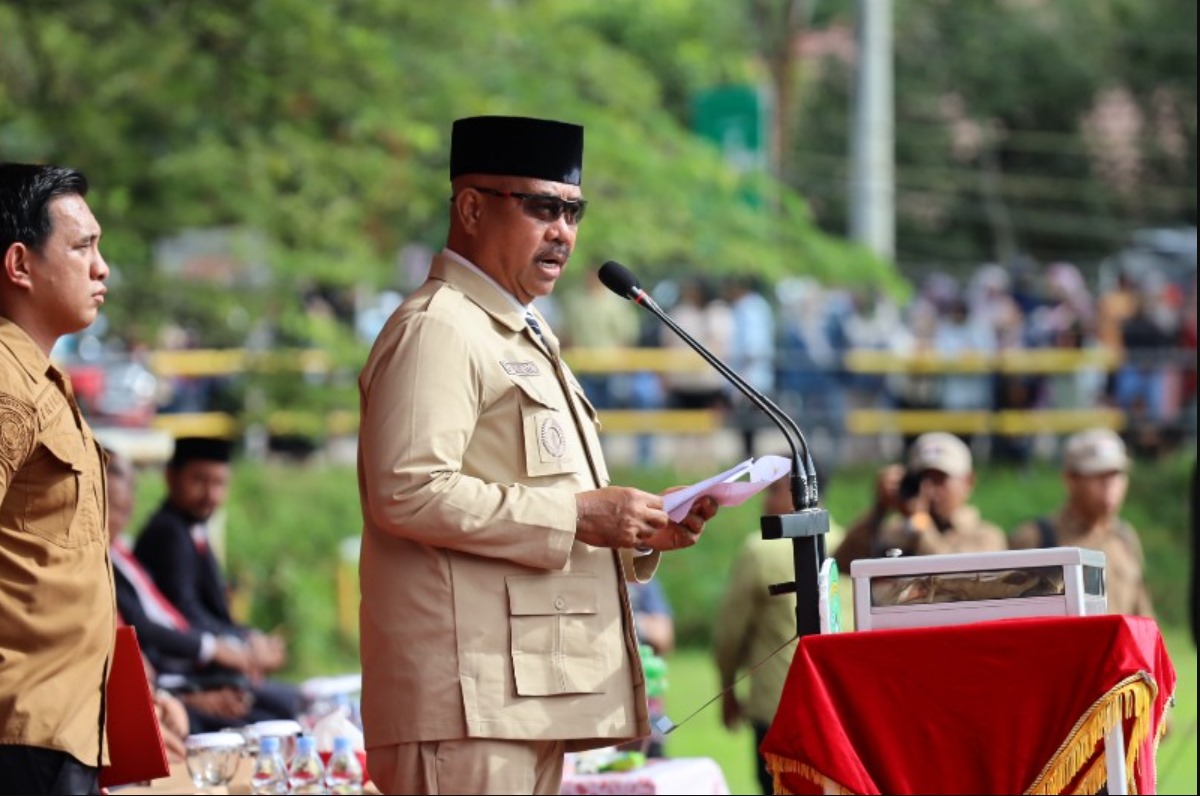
[2,242,34,290]
[454,189,484,234]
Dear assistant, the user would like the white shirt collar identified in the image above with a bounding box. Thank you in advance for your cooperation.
[442,248,532,314]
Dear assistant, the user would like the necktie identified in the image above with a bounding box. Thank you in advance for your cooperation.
[524,312,545,341]
[525,312,558,356]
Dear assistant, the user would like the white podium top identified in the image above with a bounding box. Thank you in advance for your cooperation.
[850,547,1106,578]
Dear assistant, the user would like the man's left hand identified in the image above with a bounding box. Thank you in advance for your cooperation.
[640,495,718,551]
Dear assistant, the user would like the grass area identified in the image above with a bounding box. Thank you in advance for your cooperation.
[663,628,1197,795]
[1158,629,1199,795]
[661,647,758,794]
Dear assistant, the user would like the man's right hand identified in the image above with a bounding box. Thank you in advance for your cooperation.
[575,487,669,550]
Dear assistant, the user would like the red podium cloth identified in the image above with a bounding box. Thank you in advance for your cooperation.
[761,615,1175,795]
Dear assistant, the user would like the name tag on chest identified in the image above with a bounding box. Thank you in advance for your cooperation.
[501,361,540,377]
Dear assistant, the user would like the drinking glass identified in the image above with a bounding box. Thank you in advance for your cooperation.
[185,732,245,793]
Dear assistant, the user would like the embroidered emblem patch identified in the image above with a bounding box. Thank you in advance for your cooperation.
[540,416,567,459]
[0,393,36,472]
[502,361,540,377]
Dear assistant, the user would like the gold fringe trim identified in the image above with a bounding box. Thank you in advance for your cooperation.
[763,676,1170,795]
[1068,754,1109,795]
[764,752,854,795]
[1141,687,1175,795]
[1026,671,1158,795]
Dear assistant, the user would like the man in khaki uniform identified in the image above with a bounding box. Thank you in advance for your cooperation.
[357,116,718,795]
[1010,428,1153,617]
[0,163,114,794]
[834,432,1006,570]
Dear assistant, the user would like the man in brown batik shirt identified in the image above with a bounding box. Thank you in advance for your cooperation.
[0,163,114,796]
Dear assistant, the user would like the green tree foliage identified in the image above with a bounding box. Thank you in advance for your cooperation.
[0,0,891,350]
[781,0,1197,269]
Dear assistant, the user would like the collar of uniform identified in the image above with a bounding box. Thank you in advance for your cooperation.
[440,248,531,314]
[0,315,58,383]
[431,251,531,335]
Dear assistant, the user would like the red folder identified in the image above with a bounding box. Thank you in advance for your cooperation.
[99,626,171,788]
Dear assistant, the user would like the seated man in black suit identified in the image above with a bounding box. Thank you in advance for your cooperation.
[105,449,256,730]
[132,437,301,723]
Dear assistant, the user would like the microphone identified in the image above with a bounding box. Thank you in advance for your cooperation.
[598,260,820,510]
[598,261,830,637]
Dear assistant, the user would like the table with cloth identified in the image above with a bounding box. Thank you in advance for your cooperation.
[762,615,1176,795]
[559,756,731,795]
[114,760,382,794]
[115,754,728,794]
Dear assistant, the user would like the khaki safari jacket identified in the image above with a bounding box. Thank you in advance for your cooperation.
[357,253,657,753]
[0,317,114,766]
[1010,509,1154,618]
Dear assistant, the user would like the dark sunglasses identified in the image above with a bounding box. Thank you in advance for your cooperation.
[467,186,588,225]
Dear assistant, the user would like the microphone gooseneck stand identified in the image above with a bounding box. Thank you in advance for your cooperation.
[598,261,830,637]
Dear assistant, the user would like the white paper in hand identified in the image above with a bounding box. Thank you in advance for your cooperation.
[663,455,791,522]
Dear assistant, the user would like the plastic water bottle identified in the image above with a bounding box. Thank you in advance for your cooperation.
[250,736,290,795]
[324,736,364,795]
[289,736,326,794]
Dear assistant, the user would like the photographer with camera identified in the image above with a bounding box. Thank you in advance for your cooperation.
[834,433,1006,570]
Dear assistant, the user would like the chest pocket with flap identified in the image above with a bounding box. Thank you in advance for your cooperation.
[511,376,580,478]
[20,432,84,548]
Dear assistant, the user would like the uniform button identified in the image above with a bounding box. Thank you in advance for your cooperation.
[553,597,566,611]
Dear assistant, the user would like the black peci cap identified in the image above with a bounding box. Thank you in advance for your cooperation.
[450,116,584,186]
[169,436,233,468]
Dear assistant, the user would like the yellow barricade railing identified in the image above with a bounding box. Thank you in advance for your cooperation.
[150,411,242,439]
[148,346,1121,379]
[144,346,1132,440]
[843,347,1120,375]
[846,407,1126,436]
[147,348,333,377]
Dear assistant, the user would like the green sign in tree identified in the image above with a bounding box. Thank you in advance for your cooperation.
[691,84,769,176]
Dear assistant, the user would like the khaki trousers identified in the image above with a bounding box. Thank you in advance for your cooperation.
[367,738,566,795]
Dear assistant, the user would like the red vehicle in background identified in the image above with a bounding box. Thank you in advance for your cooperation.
[57,348,159,428]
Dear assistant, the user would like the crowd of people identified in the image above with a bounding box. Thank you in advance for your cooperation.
[547,245,1197,465]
